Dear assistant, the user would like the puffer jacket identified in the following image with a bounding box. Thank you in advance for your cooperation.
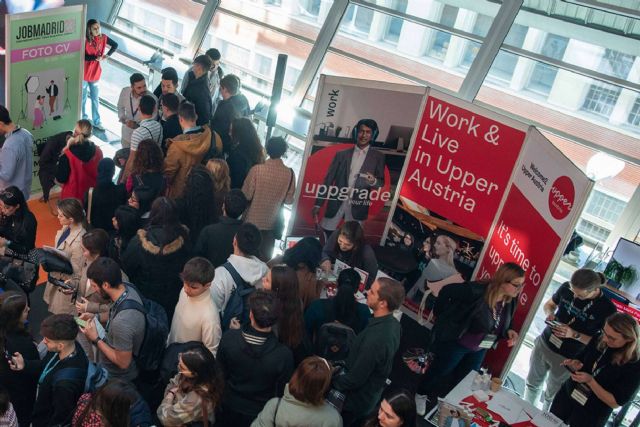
[122,226,191,320]
[164,126,212,198]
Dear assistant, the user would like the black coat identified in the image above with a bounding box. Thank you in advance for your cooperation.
[218,326,294,418]
[0,209,37,254]
[27,344,89,427]
[181,71,212,126]
[0,332,39,427]
[85,182,127,233]
[122,226,191,320]
[194,216,242,268]
[432,281,517,343]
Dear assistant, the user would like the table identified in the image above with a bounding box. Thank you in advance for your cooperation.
[425,371,567,427]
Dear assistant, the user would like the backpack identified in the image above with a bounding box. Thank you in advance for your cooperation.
[220,262,255,331]
[113,284,169,372]
[53,361,109,393]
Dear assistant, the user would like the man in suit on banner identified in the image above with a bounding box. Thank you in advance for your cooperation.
[312,118,385,236]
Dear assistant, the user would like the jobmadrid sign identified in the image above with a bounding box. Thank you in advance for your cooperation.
[5,5,86,194]
[382,88,592,375]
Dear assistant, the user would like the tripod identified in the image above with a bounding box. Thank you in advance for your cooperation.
[63,76,71,112]
[17,86,27,124]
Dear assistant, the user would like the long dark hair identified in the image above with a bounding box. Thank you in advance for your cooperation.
[0,292,28,371]
[178,344,224,411]
[271,265,304,348]
[0,186,33,247]
[363,388,417,427]
[333,221,365,267]
[85,19,99,42]
[178,165,218,239]
[78,379,137,427]
[147,197,188,244]
[231,118,265,166]
[282,237,322,272]
[334,268,360,328]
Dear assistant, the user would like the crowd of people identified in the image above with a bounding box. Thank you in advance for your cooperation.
[0,17,637,427]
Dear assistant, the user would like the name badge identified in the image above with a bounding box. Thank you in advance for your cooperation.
[570,384,590,406]
[479,334,497,349]
[549,334,563,349]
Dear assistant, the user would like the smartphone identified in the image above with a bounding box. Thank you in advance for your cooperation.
[48,275,74,291]
[545,320,562,328]
[3,350,11,362]
[564,364,577,373]
[74,317,87,328]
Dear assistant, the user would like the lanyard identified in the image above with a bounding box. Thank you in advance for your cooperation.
[38,355,61,384]
[129,93,139,118]
[592,348,608,377]
[106,289,128,332]
[491,301,503,333]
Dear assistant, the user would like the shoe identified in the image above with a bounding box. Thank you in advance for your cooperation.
[93,122,105,131]
[415,393,428,416]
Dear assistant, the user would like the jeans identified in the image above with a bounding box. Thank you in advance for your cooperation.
[418,340,487,397]
[524,335,570,410]
[82,80,101,125]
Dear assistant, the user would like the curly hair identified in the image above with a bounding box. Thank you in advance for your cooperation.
[231,118,265,166]
[131,139,164,176]
[179,165,218,239]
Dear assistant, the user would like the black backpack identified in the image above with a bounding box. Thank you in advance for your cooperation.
[113,284,169,372]
[220,262,255,331]
[315,301,357,363]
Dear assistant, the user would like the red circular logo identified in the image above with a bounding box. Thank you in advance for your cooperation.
[548,176,575,220]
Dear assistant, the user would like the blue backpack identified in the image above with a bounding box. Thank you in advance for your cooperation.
[220,262,255,331]
[53,362,109,393]
[112,284,169,372]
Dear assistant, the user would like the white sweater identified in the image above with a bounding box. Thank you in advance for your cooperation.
[167,288,221,356]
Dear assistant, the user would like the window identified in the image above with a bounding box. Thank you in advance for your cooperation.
[576,219,612,243]
[627,96,640,127]
[427,5,458,61]
[383,0,408,44]
[168,21,184,41]
[143,11,166,33]
[255,53,273,77]
[284,66,301,91]
[298,0,321,17]
[600,49,635,80]
[581,82,621,117]
[527,34,569,95]
[343,4,375,35]
[584,190,627,224]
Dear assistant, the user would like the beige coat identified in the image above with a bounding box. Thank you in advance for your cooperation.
[43,226,86,314]
[164,126,213,199]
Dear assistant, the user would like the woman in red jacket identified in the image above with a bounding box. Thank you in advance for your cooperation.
[83,19,118,131]
[56,120,103,202]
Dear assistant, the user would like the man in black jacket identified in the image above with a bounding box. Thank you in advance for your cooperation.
[160,93,182,154]
[9,314,88,427]
[181,55,212,126]
[217,290,294,427]
[333,277,404,426]
[211,74,250,153]
[195,189,247,267]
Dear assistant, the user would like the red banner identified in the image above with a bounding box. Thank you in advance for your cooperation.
[399,94,526,237]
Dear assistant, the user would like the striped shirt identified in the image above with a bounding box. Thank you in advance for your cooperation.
[130,118,163,151]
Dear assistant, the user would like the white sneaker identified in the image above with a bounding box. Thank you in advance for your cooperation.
[415,393,428,416]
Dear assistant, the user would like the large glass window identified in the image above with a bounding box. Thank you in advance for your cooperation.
[526,34,569,96]
[115,0,204,55]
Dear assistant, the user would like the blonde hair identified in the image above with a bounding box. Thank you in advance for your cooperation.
[206,159,231,194]
[599,312,640,366]
[76,119,92,140]
[484,262,525,308]
[436,235,457,267]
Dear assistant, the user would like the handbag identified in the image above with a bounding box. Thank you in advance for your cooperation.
[32,247,73,275]
[326,363,347,413]
[273,169,294,240]
[0,251,39,294]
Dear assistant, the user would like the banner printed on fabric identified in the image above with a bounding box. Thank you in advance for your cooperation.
[399,92,527,238]
[6,6,85,194]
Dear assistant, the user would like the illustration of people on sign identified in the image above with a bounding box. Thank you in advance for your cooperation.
[32,95,46,130]
[311,118,385,239]
[45,80,59,115]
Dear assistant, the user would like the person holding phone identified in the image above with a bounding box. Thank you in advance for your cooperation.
[551,313,640,427]
[524,269,616,410]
